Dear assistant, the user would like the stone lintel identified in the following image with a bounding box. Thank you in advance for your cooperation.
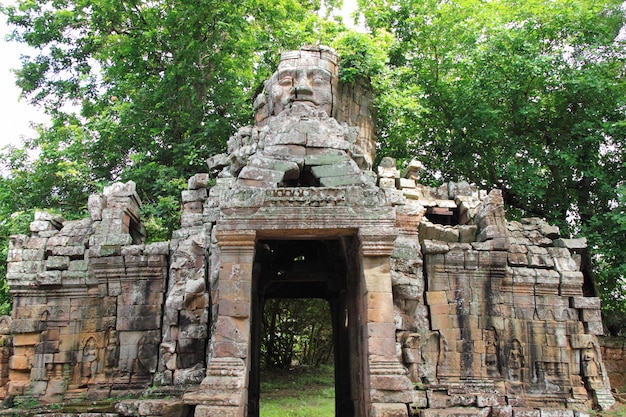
[9,288,98,299]
[218,206,396,235]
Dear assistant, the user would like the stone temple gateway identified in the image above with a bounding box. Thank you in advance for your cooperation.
[3,46,616,416]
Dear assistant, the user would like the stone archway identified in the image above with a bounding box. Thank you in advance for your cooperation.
[186,220,415,417]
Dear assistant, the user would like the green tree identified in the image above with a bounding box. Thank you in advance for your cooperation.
[262,298,333,369]
[358,0,626,331]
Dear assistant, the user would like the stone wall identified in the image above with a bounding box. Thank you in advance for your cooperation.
[599,336,626,391]
[5,182,168,402]
[3,169,616,415]
[376,163,615,414]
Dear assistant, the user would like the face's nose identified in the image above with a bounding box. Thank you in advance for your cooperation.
[294,76,313,98]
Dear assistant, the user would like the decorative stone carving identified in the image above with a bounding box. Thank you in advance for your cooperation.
[582,341,600,383]
[507,339,524,382]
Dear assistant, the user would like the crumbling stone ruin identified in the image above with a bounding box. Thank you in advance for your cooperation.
[3,46,616,416]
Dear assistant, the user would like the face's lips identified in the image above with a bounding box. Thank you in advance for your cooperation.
[292,98,317,105]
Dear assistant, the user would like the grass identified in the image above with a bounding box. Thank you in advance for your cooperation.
[259,365,335,417]
[599,404,626,417]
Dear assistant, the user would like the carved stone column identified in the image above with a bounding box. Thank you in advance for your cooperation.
[359,228,415,417]
[186,230,256,417]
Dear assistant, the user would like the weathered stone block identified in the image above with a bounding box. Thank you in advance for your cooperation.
[311,161,358,178]
[188,173,210,190]
[45,256,70,270]
[117,306,162,331]
[179,322,208,340]
[8,261,43,275]
[570,296,601,310]
[492,405,513,417]
[398,178,416,189]
[584,321,604,336]
[219,300,251,318]
[304,153,345,166]
[422,240,450,254]
[444,250,465,271]
[36,270,62,286]
[61,270,86,285]
[181,189,208,203]
[9,355,30,370]
[369,403,408,417]
[213,340,248,359]
[30,220,56,232]
[581,309,602,322]
[20,249,46,262]
[184,201,203,213]
[193,404,240,417]
[68,259,88,271]
[513,410,541,417]
[378,177,396,189]
[426,291,447,305]
[320,174,362,187]
[539,410,574,417]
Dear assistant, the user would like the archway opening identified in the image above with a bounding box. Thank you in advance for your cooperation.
[249,238,359,417]
[259,298,335,415]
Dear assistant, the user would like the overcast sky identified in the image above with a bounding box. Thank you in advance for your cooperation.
[0,1,360,151]
[0,9,48,150]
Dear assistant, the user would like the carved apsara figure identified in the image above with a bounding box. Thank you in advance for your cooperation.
[507,339,524,382]
[81,337,98,386]
[582,341,599,382]
[104,327,119,376]
[485,329,500,377]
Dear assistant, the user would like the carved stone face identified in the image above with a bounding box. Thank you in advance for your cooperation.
[271,65,334,115]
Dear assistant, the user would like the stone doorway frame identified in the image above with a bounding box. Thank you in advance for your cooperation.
[187,188,415,417]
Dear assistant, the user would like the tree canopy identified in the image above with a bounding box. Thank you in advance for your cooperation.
[1,0,626,333]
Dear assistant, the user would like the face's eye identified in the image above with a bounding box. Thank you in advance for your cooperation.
[278,77,293,87]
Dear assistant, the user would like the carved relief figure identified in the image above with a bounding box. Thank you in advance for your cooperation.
[419,331,440,384]
[534,361,545,386]
[270,62,333,116]
[507,339,524,382]
[104,327,119,376]
[485,329,500,377]
[81,337,98,386]
[582,341,599,382]
[261,48,337,118]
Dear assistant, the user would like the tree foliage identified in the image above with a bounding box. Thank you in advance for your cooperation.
[261,299,334,369]
[358,0,626,332]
